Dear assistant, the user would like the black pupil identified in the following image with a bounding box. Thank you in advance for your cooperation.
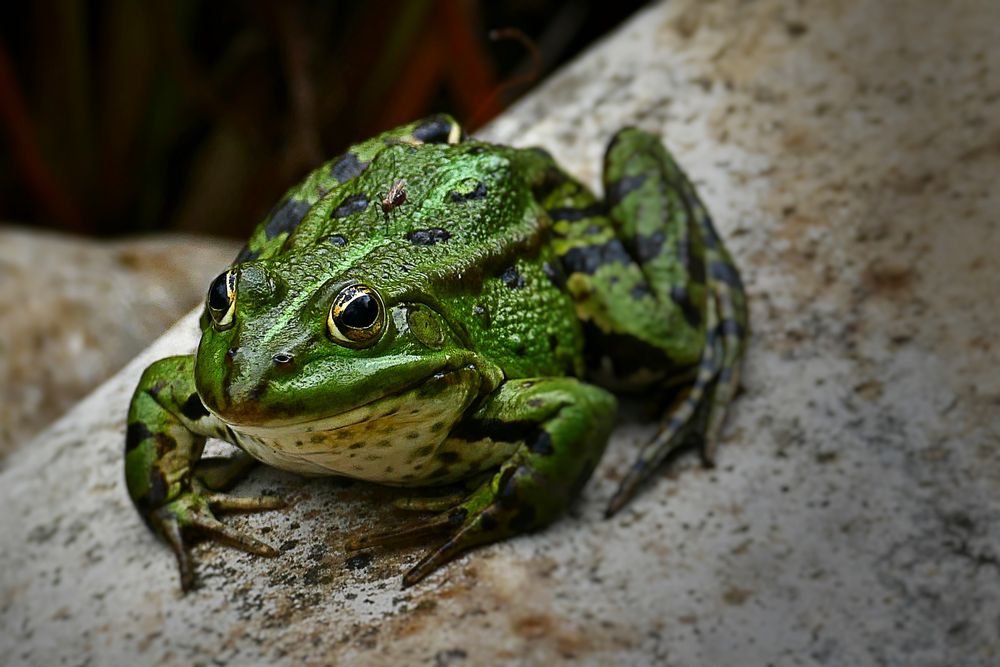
[341,294,378,329]
[208,273,230,312]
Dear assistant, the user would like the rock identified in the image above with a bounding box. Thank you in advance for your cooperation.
[0,229,239,460]
[2,1,999,665]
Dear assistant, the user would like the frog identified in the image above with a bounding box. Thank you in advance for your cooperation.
[124,114,748,591]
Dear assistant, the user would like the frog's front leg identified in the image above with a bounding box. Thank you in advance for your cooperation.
[349,378,616,587]
[125,355,285,591]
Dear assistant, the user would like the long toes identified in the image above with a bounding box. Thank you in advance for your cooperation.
[401,508,500,588]
[158,513,196,591]
[392,493,465,513]
[347,509,466,551]
[605,462,646,518]
[187,514,279,557]
[206,492,286,513]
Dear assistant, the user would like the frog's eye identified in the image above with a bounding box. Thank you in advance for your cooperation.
[327,284,385,347]
[207,270,238,330]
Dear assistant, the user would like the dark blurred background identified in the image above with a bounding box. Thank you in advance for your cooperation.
[0,0,647,241]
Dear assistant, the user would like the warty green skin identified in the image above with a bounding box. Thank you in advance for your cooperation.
[124,115,748,591]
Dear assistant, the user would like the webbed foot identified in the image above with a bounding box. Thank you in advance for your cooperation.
[151,483,285,591]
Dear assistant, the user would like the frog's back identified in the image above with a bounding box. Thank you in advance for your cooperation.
[228,133,586,380]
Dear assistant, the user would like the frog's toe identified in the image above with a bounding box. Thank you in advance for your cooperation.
[152,490,283,591]
[345,509,462,551]
[391,492,468,513]
[401,508,500,588]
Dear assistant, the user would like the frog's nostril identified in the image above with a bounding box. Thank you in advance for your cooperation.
[272,352,294,365]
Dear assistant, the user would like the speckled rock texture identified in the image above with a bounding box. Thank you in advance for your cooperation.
[0,228,239,461]
[3,1,999,665]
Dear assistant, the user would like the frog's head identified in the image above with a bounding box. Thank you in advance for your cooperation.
[193,251,481,429]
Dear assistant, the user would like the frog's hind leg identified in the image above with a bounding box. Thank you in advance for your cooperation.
[595,128,749,515]
[347,378,616,588]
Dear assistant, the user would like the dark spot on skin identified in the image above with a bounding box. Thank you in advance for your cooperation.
[377,439,392,448]
[365,454,381,461]
[406,432,421,440]
[431,421,446,432]
[449,181,487,202]
[527,398,543,409]
[606,174,648,207]
[530,165,568,200]
[272,352,293,365]
[561,239,632,275]
[415,445,433,458]
[153,433,177,458]
[710,260,744,289]
[384,465,394,473]
[580,320,676,381]
[671,285,702,328]
[264,198,311,240]
[473,303,491,328]
[497,467,519,508]
[547,204,605,221]
[413,116,458,143]
[529,430,554,456]
[437,451,460,463]
[349,442,364,450]
[401,473,416,481]
[234,245,260,263]
[345,553,372,570]
[406,228,451,246]
[450,418,535,445]
[479,511,499,531]
[501,265,526,289]
[329,152,367,183]
[147,468,168,507]
[509,506,537,532]
[635,230,666,263]
[332,193,369,218]
[720,318,745,338]
[180,393,209,422]
[631,282,652,300]
[323,234,348,246]
[125,422,153,452]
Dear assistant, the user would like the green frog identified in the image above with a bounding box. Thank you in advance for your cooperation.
[124,115,747,591]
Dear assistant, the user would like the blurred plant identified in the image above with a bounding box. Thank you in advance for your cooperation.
[0,0,645,239]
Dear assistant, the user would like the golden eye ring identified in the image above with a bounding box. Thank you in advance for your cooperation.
[327,283,385,347]
[207,270,237,330]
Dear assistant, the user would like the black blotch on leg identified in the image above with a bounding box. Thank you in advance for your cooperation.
[180,394,209,421]
[606,174,648,207]
[125,422,153,452]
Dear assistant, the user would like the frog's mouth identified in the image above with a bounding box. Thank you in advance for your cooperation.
[212,361,482,438]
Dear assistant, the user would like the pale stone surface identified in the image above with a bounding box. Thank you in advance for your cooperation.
[0,229,239,460]
[3,1,999,665]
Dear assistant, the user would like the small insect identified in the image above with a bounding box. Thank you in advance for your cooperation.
[380,178,407,225]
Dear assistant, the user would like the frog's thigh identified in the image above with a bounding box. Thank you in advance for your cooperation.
[379,377,616,586]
